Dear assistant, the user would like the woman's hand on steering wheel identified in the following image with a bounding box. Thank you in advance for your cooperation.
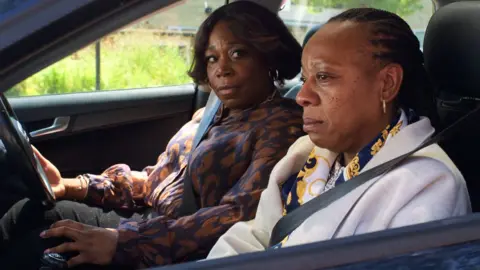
[32,146,66,199]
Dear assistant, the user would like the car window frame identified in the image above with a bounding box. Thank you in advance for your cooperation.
[0,0,95,54]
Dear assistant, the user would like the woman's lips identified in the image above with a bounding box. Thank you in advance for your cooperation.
[303,118,324,133]
[216,85,238,97]
[218,88,236,96]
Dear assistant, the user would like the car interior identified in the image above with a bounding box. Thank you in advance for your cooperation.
[164,2,480,268]
[1,0,480,269]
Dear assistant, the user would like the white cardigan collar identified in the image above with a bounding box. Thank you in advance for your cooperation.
[269,117,435,188]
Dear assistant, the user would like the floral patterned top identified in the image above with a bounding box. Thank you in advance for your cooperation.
[81,95,305,267]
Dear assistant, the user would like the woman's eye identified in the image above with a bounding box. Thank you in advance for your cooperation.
[300,76,307,84]
[231,49,245,59]
[206,56,216,63]
[315,73,330,81]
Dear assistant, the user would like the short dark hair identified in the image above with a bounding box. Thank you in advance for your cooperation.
[328,8,439,126]
[188,1,302,86]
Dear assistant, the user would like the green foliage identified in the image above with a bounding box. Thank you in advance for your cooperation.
[292,0,423,17]
[7,34,192,97]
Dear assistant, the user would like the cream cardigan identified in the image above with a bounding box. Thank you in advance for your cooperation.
[207,117,471,259]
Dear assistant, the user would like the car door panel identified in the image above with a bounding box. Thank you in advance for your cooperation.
[9,85,195,177]
[157,214,480,270]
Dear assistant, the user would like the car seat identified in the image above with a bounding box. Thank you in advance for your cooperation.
[424,1,480,211]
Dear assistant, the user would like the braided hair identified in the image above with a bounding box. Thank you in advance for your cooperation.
[328,8,439,127]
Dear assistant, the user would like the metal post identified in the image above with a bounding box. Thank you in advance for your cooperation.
[95,41,101,90]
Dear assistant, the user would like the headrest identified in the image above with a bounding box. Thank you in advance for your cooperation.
[424,1,480,99]
[231,0,282,13]
[302,24,323,47]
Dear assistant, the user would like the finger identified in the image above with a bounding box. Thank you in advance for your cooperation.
[31,145,39,154]
[67,254,88,268]
[40,226,82,240]
[32,146,48,167]
[52,185,65,197]
[45,241,82,255]
[50,220,85,230]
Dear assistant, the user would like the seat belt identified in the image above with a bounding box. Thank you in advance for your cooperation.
[269,105,480,247]
[178,92,222,216]
[191,93,222,150]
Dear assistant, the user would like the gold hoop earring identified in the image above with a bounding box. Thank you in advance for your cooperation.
[382,99,387,114]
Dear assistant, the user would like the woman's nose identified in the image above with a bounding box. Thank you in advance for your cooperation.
[216,57,233,77]
[296,80,320,107]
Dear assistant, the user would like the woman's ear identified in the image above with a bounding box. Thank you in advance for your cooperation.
[380,63,403,103]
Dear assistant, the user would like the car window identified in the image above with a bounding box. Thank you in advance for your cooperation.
[278,0,433,49]
[8,0,434,98]
[6,0,226,97]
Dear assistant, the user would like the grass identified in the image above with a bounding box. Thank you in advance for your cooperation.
[7,32,193,97]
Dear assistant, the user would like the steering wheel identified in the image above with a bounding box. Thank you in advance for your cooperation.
[0,93,55,207]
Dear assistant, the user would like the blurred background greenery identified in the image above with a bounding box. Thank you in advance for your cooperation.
[7,34,192,97]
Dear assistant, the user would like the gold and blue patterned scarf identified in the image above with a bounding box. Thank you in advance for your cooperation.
[272,109,418,249]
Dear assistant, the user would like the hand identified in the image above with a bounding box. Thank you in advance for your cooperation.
[32,146,66,198]
[40,220,118,268]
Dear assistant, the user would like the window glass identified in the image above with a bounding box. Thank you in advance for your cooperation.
[8,0,434,97]
[7,0,225,97]
[279,0,433,49]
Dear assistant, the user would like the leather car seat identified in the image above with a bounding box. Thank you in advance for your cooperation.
[424,1,480,211]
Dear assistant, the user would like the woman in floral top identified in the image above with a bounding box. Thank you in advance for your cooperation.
[0,2,304,269]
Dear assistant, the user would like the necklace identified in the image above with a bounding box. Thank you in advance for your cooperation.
[220,89,278,116]
[261,90,278,105]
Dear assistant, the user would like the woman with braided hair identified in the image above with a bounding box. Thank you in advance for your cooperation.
[207,7,471,258]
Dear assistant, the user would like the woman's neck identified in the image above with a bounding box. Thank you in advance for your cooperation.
[342,152,356,166]
[342,109,396,166]
[225,88,277,117]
